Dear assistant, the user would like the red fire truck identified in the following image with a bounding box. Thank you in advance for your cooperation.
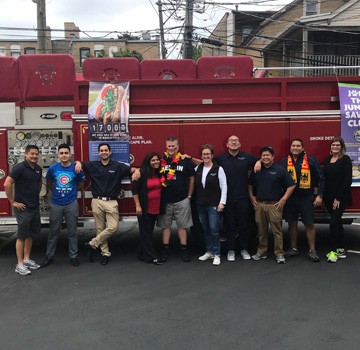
[0,54,359,231]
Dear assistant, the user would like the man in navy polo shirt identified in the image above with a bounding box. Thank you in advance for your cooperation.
[40,144,85,268]
[76,143,140,265]
[4,145,42,276]
[215,135,259,262]
[248,146,295,264]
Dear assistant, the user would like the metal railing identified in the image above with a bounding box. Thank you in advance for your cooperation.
[254,55,360,77]
[304,55,360,76]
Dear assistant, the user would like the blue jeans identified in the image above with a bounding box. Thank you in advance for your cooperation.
[47,200,79,259]
[197,204,221,256]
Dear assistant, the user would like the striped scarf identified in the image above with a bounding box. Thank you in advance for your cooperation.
[287,153,311,189]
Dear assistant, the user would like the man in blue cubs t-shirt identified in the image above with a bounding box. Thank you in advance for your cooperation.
[40,144,85,268]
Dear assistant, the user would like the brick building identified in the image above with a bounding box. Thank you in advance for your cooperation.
[0,22,160,72]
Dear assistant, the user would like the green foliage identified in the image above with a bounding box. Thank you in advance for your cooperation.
[192,44,202,61]
[101,88,116,118]
[96,49,106,57]
[117,34,140,40]
[112,49,143,61]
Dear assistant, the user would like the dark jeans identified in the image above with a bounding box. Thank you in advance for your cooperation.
[137,213,158,262]
[325,200,346,250]
[224,198,250,251]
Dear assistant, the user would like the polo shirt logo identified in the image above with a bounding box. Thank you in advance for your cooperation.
[269,171,277,175]
[237,157,245,160]
[109,170,115,173]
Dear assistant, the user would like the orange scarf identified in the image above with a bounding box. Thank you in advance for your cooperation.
[287,153,311,189]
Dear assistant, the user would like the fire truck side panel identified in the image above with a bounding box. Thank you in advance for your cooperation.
[0,57,21,102]
[0,129,11,216]
[181,118,289,162]
[17,54,75,101]
[2,55,360,224]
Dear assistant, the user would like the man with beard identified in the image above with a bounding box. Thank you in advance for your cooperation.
[76,143,139,265]
[280,138,325,262]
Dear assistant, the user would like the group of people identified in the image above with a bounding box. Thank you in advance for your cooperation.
[132,135,352,266]
[4,142,139,275]
[4,134,352,275]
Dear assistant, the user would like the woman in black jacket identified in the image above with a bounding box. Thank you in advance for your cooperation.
[132,152,164,265]
[323,137,353,263]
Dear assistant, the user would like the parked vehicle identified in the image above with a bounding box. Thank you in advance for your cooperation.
[0,54,359,229]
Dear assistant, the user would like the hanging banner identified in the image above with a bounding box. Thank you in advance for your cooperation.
[88,82,130,163]
[338,82,360,185]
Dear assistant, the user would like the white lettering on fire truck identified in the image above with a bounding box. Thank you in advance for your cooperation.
[310,136,334,141]
[129,135,152,145]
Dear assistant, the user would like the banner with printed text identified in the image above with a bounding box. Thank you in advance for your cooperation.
[87,82,130,163]
[338,82,360,185]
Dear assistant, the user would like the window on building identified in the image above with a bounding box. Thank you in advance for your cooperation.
[109,46,118,57]
[94,44,105,57]
[306,0,318,16]
[24,47,35,54]
[242,26,253,40]
[10,44,21,57]
[79,47,90,67]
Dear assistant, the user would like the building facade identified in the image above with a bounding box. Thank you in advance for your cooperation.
[0,22,160,72]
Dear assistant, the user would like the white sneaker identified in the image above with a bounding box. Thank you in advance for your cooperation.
[198,252,214,261]
[240,250,251,260]
[213,256,221,266]
[15,264,31,276]
[23,259,40,270]
[276,255,286,264]
[227,250,235,262]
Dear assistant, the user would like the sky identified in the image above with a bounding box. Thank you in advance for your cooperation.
[0,0,291,37]
[0,0,291,57]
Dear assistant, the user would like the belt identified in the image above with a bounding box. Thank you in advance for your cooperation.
[94,196,117,201]
[257,200,277,204]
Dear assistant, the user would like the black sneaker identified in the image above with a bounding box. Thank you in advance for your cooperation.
[181,249,191,262]
[308,249,320,262]
[40,257,54,268]
[284,248,300,258]
[149,259,164,265]
[101,256,110,265]
[162,249,169,262]
[70,257,80,266]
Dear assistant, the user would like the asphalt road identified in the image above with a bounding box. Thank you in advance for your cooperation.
[1,223,360,350]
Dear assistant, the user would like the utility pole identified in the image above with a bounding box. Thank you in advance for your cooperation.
[32,0,47,54]
[183,0,194,59]
[157,1,167,59]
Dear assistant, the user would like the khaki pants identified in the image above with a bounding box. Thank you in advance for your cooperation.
[91,198,119,257]
[255,202,284,257]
